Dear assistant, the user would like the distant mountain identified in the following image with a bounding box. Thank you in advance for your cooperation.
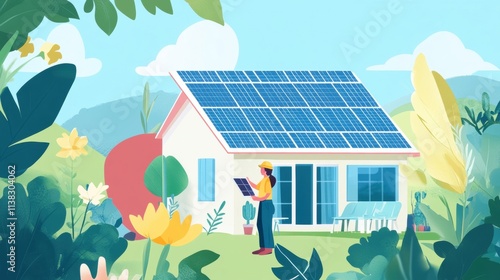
[384,75,500,114]
[62,91,179,155]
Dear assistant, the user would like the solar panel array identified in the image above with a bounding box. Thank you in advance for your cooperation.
[234,178,255,196]
[176,70,411,150]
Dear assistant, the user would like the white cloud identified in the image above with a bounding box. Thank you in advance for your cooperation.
[136,20,239,76]
[367,31,498,78]
[6,24,101,77]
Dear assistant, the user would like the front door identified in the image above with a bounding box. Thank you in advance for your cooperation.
[295,164,313,225]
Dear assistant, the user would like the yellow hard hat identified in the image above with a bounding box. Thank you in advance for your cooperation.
[258,161,273,170]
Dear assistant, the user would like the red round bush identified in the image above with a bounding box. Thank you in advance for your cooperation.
[104,133,162,238]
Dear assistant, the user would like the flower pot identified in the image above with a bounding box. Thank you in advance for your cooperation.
[424,226,431,231]
[418,225,425,231]
[243,224,254,235]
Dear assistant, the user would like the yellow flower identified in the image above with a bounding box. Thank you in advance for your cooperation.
[18,36,34,57]
[130,203,202,246]
[56,128,88,160]
[40,42,62,64]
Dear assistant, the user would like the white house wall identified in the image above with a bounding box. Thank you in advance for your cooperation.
[161,103,238,234]
[234,154,408,233]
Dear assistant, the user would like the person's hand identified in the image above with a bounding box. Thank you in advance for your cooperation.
[251,196,258,201]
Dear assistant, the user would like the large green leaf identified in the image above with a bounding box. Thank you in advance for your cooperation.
[94,0,118,35]
[177,250,220,279]
[273,245,308,279]
[144,155,188,197]
[385,228,437,280]
[115,0,136,19]
[419,203,458,246]
[59,224,127,279]
[84,0,95,13]
[0,142,49,177]
[1,88,21,131]
[437,223,494,280]
[0,31,17,65]
[463,257,500,280]
[155,0,173,14]
[347,227,399,270]
[141,0,157,14]
[185,0,224,25]
[13,64,76,143]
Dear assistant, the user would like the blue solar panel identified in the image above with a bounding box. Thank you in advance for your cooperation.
[258,133,296,148]
[311,108,365,131]
[226,84,266,107]
[221,133,264,148]
[254,71,289,82]
[317,133,350,148]
[244,71,260,82]
[285,71,315,82]
[234,178,255,196]
[242,108,284,131]
[289,133,324,148]
[254,83,307,107]
[343,133,380,148]
[198,71,220,82]
[175,71,412,150]
[217,71,249,82]
[186,84,237,107]
[273,108,323,131]
[178,71,204,82]
[372,133,411,148]
[352,108,398,131]
[333,83,378,107]
[204,108,253,132]
[294,83,347,107]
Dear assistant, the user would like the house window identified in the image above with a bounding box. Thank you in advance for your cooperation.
[198,158,215,201]
[347,166,397,201]
[316,166,338,224]
[272,166,292,224]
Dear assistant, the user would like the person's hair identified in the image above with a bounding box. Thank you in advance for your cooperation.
[264,168,276,187]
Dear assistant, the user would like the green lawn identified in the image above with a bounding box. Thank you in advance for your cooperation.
[110,232,443,280]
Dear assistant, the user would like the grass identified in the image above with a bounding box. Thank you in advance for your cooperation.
[110,232,443,280]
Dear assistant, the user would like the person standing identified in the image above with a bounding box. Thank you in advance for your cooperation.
[246,161,276,255]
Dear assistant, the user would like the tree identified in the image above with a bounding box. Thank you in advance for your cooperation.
[0,0,224,50]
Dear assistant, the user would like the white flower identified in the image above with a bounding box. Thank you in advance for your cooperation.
[78,182,109,205]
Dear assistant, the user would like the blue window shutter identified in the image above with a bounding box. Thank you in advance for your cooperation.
[346,166,358,201]
[198,159,215,201]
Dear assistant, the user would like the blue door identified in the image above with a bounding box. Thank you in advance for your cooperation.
[295,164,313,225]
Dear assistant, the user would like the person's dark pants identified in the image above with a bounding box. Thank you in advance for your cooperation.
[256,200,275,248]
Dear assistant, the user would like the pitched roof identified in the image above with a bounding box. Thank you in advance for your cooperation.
[158,70,418,155]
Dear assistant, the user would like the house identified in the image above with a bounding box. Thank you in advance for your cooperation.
[156,70,418,234]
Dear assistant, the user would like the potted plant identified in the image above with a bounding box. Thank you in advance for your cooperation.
[242,201,256,235]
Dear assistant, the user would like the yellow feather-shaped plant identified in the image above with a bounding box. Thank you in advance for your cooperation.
[409,54,466,194]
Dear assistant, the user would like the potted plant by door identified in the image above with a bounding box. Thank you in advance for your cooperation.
[242,201,256,235]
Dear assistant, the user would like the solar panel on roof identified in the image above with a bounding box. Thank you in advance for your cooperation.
[175,70,413,151]
[259,133,295,148]
[186,84,237,107]
[372,133,411,148]
[343,133,380,148]
[311,108,365,131]
[255,83,307,107]
[290,133,324,148]
[226,84,266,107]
[352,108,398,131]
[294,83,347,107]
[243,108,284,131]
[221,133,263,148]
[333,83,378,107]
[204,108,253,132]
[272,108,323,131]
[317,133,350,148]
[285,71,315,82]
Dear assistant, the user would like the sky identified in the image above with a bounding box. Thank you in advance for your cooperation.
[6,0,500,123]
